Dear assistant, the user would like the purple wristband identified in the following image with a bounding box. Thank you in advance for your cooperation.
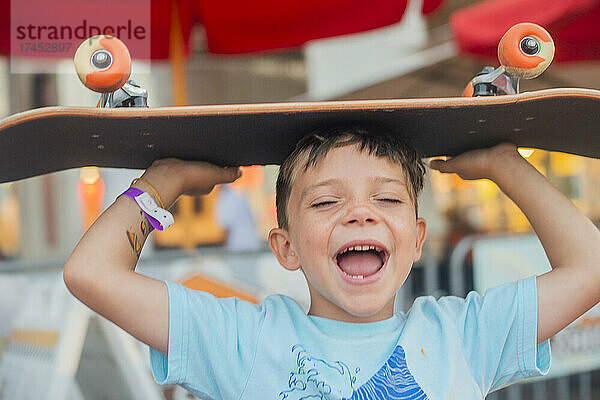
[121,187,164,231]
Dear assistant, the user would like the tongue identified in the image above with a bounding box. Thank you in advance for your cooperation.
[337,250,383,277]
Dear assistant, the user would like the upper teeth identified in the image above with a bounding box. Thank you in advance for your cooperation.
[339,245,382,254]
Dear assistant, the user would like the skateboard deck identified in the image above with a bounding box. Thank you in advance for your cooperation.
[1,87,599,183]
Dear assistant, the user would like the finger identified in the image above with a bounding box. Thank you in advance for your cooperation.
[221,166,242,183]
[205,164,242,184]
[429,159,452,173]
[181,162,240,189]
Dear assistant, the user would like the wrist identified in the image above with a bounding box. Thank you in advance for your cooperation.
[131,178,165,208]
[135,174,182,210]
[488,151,531,186]
[121,185,175,231]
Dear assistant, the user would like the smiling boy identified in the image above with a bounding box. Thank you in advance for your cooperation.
[64,127,600,399]
[269,130,427,323]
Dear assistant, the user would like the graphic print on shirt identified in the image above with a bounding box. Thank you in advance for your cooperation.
[279,344,428,400]
[279,344,359,400]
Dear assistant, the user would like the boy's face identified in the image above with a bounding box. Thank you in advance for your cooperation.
[269,144,427,322]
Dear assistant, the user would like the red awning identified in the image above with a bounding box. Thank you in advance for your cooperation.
[0,0,9,56]
[156,0,444,56]
[198,0,412,54]
[450,0,600,62]
[1,0,444,58]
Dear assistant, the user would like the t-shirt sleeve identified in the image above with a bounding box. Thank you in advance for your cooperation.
[438,275,551,394]
[149,280,265,399]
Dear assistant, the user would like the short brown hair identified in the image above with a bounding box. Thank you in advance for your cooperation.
[276,127,426,230]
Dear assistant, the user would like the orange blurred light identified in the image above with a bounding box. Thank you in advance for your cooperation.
[231,165,264,189]
[78,167,105,230]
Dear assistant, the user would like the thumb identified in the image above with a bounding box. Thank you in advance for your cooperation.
[429,158,452,173]
[200,164,242,184]
[220,166,243,183]
[184,163,242,193]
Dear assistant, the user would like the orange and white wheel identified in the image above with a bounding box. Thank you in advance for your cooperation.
[462,81,475,97]
[74,35,131,93]
[498,22,554,79]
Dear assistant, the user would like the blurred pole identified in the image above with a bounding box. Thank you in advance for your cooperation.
[506,384,520,400]
[170,0,188,107]
[168,0,196,250]
[77,167,105,231]
[578,371,592,400]
[486,391,501,400]
[423,246,439,296]
[449,235,476,296]
[556,376,570,399]
[532,379,546,400]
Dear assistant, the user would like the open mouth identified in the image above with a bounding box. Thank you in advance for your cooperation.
[334,241,389,282]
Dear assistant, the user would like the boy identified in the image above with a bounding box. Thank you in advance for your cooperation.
[64,127,600,399]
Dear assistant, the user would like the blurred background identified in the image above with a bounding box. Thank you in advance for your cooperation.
[1,0,600,398]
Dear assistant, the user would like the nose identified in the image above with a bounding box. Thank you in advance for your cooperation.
[343,202,378,226]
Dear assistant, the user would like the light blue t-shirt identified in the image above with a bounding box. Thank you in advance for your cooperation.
[149,275,550,399]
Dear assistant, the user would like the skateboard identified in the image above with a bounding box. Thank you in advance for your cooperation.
[1,23,599,184]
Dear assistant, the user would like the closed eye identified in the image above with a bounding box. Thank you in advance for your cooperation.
[311,201,337,208]
[378,198,402,204]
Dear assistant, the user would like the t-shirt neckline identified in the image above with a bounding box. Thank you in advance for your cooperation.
[307,313,404,338]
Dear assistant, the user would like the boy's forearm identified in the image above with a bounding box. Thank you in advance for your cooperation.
[490,155,600,274]
[64,183,154,283]
[64,160,239,287]
[62,160,239,353]
[64,165,185,282]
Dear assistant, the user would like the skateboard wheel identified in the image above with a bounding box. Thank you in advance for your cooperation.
[74,35,132,93]
[498,23,554,79]
[462,82,474,97]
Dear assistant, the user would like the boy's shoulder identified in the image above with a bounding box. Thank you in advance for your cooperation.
[405,276,536,330]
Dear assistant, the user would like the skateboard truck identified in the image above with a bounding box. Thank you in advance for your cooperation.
[464,23,555,97]
[74,35,147,108]
[470,66,519,96]
[97,80,148,108]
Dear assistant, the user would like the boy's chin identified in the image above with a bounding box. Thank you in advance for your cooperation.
[306,282,396,322]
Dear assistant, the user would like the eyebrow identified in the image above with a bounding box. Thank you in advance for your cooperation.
[300,177,407,203]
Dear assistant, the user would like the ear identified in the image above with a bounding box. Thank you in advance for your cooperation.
[413,217,427,262]
[268,228,301,271]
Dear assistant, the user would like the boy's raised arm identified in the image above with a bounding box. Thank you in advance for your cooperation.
[63,159,241,354]
[430,143,600,344]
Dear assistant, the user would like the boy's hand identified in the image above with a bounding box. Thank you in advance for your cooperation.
[139,158,242,207]
[429,143,522,181]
